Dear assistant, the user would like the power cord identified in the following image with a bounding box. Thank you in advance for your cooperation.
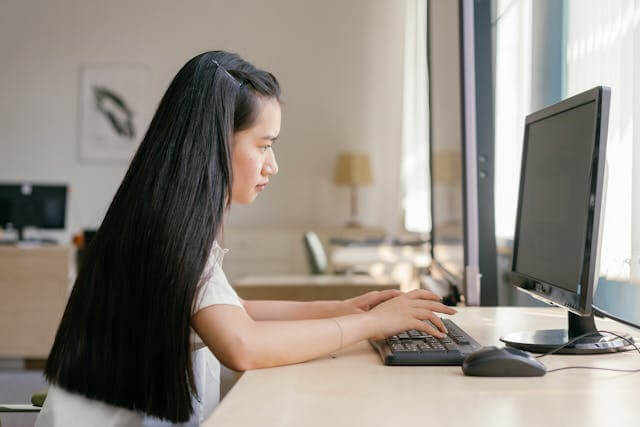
[534,330,640,374]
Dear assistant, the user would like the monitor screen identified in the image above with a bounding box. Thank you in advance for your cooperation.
[0,184,67,232]
[514,101,597,294]
[511,86,610,316]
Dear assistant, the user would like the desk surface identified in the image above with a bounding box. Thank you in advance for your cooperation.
[205,307,640,427]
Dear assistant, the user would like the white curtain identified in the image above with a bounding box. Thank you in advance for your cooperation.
[493,0,532,241]
[567,0,640,282]
[402,0,430,233]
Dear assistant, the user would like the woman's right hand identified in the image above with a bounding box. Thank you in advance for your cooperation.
[365,289,457,340]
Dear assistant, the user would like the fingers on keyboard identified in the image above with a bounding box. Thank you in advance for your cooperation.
[410,300,457,315]
[407,289,442,301]
[414,320,445,338]
[427,314,448,334]
[413,309,447,333]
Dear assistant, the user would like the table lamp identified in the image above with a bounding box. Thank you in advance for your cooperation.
[334,152,373,227]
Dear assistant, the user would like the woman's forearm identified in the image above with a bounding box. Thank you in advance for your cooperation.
[193,289,453,371]
[244,313,374,369]
[242,299,359,321]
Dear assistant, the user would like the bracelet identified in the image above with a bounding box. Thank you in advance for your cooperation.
[329,318,343,358]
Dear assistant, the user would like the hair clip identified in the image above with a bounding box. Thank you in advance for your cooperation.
[211,59,243,89]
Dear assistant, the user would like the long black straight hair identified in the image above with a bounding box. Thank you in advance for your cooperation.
[45,51,280,422]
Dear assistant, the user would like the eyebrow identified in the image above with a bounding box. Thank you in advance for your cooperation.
[262,134,279,142]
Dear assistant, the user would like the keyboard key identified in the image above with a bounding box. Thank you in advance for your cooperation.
[390,343,407,352]
[404,342,419,352]
[416,342,431,352]
[440,339,459,351]
[450,335,470,345]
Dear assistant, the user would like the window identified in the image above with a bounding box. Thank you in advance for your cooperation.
[402,0,430,233]
[494,0,532,241]
[567,0,640,283]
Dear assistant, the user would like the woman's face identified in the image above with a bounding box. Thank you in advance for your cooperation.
[231,97,281,204]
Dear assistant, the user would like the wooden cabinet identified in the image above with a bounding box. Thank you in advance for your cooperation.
[0,245,71,358]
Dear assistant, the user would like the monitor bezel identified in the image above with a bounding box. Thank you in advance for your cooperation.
[510,86,610,316]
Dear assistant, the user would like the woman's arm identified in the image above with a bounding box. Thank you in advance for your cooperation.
[192,289,456,371]
[240,299,357,320]
[240,289,403,321]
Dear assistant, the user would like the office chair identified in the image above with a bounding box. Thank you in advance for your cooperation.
[303,231,329,275]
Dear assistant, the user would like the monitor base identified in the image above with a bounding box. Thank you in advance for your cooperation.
[500,311,634,354]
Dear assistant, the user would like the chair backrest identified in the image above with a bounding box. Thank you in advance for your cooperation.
[303,231,328,275]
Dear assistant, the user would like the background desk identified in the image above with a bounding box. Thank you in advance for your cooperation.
[0,245,71,358]
[329,244,429,290]
[205,307,640,427]
[233,274,400,301]
[329,243,429,271]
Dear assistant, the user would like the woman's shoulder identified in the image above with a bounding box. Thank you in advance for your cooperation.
[209,240,229,267]
[192,240,243,314]
[201,240,230,282]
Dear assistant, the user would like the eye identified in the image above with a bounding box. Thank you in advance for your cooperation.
[260,145,272,152]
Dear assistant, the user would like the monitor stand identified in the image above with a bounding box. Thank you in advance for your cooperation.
[500,311,633,354]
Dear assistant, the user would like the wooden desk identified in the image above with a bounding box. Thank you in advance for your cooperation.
[330,244,430,271]
[0,245,71,358]
[205,307,640,427]
[233,274,400,301]
[330,244,429,291]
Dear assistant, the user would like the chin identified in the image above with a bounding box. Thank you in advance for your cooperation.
[231,192,258,205]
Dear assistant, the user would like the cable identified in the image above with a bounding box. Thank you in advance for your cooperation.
[534,330,640,374]
[535,330,640,358]
[546,365,640,373]
[592,306,640,331]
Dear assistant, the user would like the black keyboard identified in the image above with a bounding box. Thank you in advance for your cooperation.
[369,318,482,365]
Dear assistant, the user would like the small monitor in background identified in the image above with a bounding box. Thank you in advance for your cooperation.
[501,86,633,354]
[0,183,68,242]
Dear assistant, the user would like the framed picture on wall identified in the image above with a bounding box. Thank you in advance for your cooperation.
[78,64,149,162]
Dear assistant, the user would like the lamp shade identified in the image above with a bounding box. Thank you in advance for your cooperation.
[334,153,373,186]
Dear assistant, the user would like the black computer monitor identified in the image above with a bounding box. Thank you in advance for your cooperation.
[427,0,480,306]
[500,86,633,353]
[0,183,67,241]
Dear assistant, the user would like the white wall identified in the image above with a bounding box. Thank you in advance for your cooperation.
[0,0,408,240]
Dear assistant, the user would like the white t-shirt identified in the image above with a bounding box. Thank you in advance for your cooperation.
[35,241,243,427]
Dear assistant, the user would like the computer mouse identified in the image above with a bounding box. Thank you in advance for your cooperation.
[461,346,546,377]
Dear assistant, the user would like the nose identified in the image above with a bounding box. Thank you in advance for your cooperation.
[263,150,279,176]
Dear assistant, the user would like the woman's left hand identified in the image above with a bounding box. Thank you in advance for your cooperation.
[343,289,404,314]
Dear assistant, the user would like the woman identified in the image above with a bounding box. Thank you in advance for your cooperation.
[37,51,455,426]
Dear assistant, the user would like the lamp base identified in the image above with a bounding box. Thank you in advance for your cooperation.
[346,185,363,228]
[346,219,363,228]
